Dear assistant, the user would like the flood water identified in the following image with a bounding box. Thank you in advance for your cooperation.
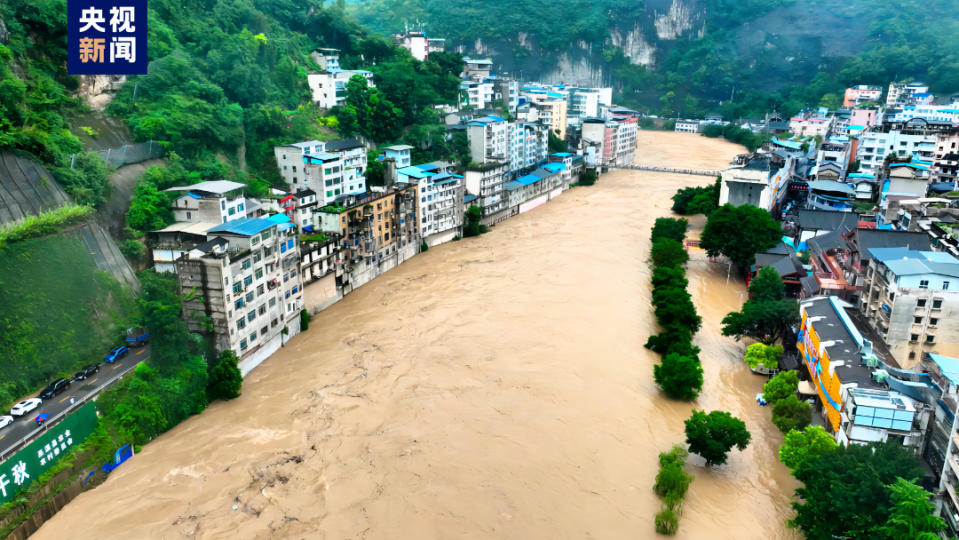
[35,132,799,539]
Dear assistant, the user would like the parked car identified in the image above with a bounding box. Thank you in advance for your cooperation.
[73,363,100,381]
[104,345,129,363]
[0,416,13,430]
[10,398,42,417]
[39,378,71,400]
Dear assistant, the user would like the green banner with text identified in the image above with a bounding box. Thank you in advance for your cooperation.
[0,402,98,504]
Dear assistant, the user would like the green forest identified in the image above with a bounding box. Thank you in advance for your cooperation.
[352,0,959,119]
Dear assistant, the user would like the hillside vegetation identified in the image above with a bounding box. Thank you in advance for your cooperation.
[352,0,959,119]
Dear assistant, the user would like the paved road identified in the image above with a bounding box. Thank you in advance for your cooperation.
[0,346,149,461]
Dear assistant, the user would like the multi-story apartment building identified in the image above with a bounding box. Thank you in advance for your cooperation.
[494,79,519,112]
[176,216,303,374]
[527,96,568,140]
[843,85,883,107]
[462,57,493,80]
[934,131,959,185]
[300,152,366,205]
[467,115,509,163]
[887,82,932,108]
[507,121,548,171]
[323,138,367,174]
[857,129,938,175]
[861,247,959,366]
[464,161,509,225]
[581,118,614,168]
[674,119,701,133]
[789,113,833,137]
[397,163,465,246]
[611,114,637,166]
[307,54,376,109]
[165,180,249,224]
[718,152,794,213]
[383,145,412,169]
[568,88,604,119]
[503,164,565,216]
[393,30,430,61]
[849,107,882,130]
[461,80,495,109]
[294,189,318,232]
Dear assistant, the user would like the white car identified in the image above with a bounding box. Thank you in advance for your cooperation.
[0,416,12,429]
[10,398,42,417]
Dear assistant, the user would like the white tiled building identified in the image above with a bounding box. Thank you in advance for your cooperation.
[165,180,250,224]
[176,216,303,375]
[857,129,938,175]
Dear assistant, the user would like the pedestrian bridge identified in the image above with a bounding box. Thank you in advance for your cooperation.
[621,165,720,177]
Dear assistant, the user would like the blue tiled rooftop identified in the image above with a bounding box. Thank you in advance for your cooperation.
[206,217,275,236]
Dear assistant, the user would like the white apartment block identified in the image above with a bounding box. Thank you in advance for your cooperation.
[307,69,375,109]
[176,216,303,375]
[464,162,509,224]
[384,145,412,169]
[275,142,367,204]
[399,164,465,246]
[461,80,495,109]
[675,120,700,133]
[889,102,959,124]
[612,116,638,166]
[508,122,549,171]
[393,31,429,61]
[887,82,932,108]
[467,116,509,163]
[302,152,366,204]
[789,115,833,137]
[165,180,249,224]
[858,129,938,175]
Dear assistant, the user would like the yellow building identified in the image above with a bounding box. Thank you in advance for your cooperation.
[797,296,876,432]
[528,96,568,140]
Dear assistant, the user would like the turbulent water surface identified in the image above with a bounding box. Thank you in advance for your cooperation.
[35,131,799,539]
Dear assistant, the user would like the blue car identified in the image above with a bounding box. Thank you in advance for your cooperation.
[104,345,129,363]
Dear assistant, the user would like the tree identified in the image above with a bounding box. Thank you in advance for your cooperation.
[684,410,751,466]
[578,169,597,186]
[655,508,679,535]
[651,238,689,268]
[464,205,485,237]
[654,354,704,400]
[671,177,720,216]
[548,130,568,153]
[450,131,471,167]
[791,442,923,539]
[743,343,783,370]
[771,395,811,433]
[700,204,781,270]
[762,370,799,404]
[651,217,689,243]
[207,350,242,401]
[882,477,946,540]
[721,295,799,345]
[653,288,701,332]
[747,266,786,302]
[654,444,693,507]
[652,266,688,291]
[126,180,172,233]
[778,425,837,473]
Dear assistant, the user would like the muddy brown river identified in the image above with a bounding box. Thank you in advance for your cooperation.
[35,132,799,539]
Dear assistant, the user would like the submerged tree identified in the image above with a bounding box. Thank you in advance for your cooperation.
[684,410,751,466]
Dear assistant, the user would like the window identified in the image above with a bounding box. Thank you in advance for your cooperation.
[292,286,299,294]
[253,252,262,263]
[269,297,277,307]
[236,319,246,330]
[261,229,272,240]
[260,327,268,336]
[233,283,242,294]
[917,299,927,307]
[251,235,260,246]
[241,259,252,270]
[926,334,935,343]
[186,211,192,220]
[285,290,291,299]
[920,280,929,289]
[234,299,244,310]
[238,204,244,212]
[259,305,266,315]
[229,207,236,216]
[247,311,256,322]
[221,200,226,210]
[930,318,939,326]
[257,284,264,296]
[255,268,264,280]
[934,299,943,309]
[288,239,295,250]
[240,339,248,350]
[909,352,916,360]
[911,334,919,342]
[244,276,253,287]
[914,316,923,324]
[250,332,257,343]
[245,291,254,303]
[281,243,287,254]
[327,190,333,197]
[945,281,950,290]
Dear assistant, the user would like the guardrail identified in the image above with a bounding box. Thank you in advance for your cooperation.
[621,165,721,177]
[0,362,140,463]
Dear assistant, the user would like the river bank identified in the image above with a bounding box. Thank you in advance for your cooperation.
[34,132,799,539]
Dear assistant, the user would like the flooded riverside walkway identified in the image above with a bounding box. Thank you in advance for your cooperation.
[35,131,799,539]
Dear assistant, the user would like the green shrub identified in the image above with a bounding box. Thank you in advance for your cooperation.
[207,350,242,401]
[300,309,310,331]
[771,395,812,433]
[120,239,146,260]
[654,354,704,400]
[651,217,689,243]
[578,169,597,186]
[420,240,429,252]
[655,508,679,535]
[0,204,93,247]
[743,343,783,369]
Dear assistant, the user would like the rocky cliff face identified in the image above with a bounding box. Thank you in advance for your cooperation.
[75,75,126,110]
[452,0,704,85]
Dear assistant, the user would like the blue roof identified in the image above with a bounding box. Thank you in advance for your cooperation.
[928,354,959,385]
[416,163,440,171]
[397,166,434,179]
[303,153,340,164]
[265,213,294,231]
[503,180,524,191]
[868,248,959,277]
[772,137,803,150]
[847,124,865,130]
[848,173,875,179]
[515,174,542,186]
[464,194,478,203]
[206,217,275,236]
[186,192,201,199]
[543,162,566,173]
[890,162,929,171]
[551,152,572,157]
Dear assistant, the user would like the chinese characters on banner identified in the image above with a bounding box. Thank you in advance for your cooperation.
[68,0,147,75]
